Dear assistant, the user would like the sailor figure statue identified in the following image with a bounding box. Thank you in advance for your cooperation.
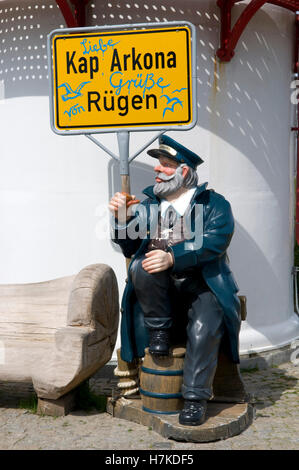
[109,135,241,426]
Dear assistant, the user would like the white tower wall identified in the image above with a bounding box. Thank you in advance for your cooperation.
[0,0,299,357]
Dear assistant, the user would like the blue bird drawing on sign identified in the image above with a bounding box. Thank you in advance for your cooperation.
[58,81,91,101]
[172,88,187,93]
[161,94,183,118]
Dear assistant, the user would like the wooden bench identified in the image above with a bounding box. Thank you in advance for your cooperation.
[0,264,119,415]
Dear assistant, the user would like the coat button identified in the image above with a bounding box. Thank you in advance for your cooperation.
[120,308,124,313]
[125,278,128,283]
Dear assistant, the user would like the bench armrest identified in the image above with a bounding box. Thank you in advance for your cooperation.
[32,264,119,400]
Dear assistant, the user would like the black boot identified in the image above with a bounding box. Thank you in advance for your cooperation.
[179,399,207,426]
[148,329,170,356]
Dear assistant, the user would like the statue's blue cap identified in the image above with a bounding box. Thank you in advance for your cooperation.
[147,135,204,169]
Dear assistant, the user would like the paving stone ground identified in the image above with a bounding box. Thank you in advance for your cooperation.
[0,362,298,450]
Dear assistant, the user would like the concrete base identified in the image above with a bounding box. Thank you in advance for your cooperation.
[107,397,253,443]
[240,340,299,370]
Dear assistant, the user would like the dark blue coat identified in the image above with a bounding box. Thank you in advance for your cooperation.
[112,183,241,364]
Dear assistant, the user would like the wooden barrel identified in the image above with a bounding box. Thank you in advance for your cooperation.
[140,346,185,415]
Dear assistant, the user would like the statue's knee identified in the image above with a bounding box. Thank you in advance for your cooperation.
[131,265,154,289]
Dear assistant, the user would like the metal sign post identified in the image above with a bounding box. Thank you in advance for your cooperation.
[117,131,130,194]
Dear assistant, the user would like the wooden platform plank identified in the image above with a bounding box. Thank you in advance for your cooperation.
[107,397,253,443]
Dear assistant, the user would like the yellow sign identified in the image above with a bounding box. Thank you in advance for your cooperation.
[50,25,194,133]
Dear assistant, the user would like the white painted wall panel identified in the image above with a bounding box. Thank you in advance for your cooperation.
[0,0,299,356]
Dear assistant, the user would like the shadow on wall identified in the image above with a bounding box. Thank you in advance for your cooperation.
[0,0,66,98]
[108,156,154,202]
[231,220,286,326]
[107,157,154,253]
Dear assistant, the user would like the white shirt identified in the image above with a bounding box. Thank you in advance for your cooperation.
[160,187,197,217]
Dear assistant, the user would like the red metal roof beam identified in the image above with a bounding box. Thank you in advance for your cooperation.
[269,1,298,12]
[293,12,299,244]
[56,0,90,28]
[216,0,235,61]
[295,10,299,75]
[217,0,268,61]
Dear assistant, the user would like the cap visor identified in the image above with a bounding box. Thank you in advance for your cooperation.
[147,149,178,161]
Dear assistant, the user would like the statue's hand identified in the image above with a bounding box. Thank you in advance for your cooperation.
[108,192,136,224]
[142,250,174,274]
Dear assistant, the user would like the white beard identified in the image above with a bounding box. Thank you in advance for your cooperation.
[153,166,185,198]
